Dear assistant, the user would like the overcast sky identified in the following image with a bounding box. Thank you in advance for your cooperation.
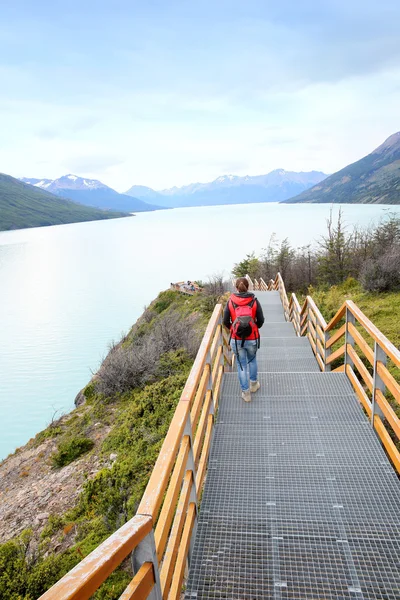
[1,0,399,191]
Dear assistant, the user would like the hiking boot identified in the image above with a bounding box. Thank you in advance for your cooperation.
[241,390,251,402]
[250,380,260,393]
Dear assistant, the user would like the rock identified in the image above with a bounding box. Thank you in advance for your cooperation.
[74,389,86,407]
[37,512,49,521]
[109,453,118,462]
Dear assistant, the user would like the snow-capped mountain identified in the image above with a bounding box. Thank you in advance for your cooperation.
[21,178,53,189]
[21,174,108,193]
[126,169,328,208]
[21,175,162,212]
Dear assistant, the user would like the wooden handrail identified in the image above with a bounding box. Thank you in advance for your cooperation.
[39,515,153,600]
[347,322,374,365]
[327,299,400,368]
[326,324,346,349]
[267,272,290,321]
[325,302,347,331]
[290,293,301,314]
[269,273,400,477]
[346,300,400,368]
[305,296,327,329]
[245,274,254,290]
[40,298,232,600]
[120,563,155,600]
[326,344,345,364]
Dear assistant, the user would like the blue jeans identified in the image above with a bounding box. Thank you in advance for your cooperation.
[230,339,258,392]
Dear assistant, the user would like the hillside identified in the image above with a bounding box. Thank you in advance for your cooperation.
[283,132,400,204]
[126,169,327,208]
[21,175,162,213]
[0,173,128,232]
[0,289,214,599]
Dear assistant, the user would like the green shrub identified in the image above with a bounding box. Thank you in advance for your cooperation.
[82,382,97,402]
[0,531,31,599]
[40,514,64,539]
[152,290,178,313]
[52,436,94,468]
[34,425,63,445]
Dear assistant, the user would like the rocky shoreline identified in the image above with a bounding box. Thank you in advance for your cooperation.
[0,408,113,550]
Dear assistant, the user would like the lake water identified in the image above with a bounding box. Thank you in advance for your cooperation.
[1,202,399,459]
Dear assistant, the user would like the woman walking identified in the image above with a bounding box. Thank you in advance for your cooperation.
[223,277,264,402]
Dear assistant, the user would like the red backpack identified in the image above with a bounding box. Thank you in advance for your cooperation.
[229,296,260,348]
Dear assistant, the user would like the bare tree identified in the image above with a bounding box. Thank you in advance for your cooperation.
[318,208,353,285]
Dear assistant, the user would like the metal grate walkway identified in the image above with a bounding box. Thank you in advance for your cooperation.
[185,291,400,599]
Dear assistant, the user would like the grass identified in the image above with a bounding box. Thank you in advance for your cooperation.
[308,278,400,347]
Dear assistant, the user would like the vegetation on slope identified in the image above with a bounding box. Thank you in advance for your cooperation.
[0,173,128,232]
[0,288,221,599]
[307,278,400,348]
[283,131,400,204]
[234,211,400,295]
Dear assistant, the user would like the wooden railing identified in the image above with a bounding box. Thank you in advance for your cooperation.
[323,300,400,473]
[266,273,290,321]
[232,275,269,292]
[245,274,254,290]
[299,296,328,372]
[40,304,231,600]
[253,277,268,291]
[250,273,400,475]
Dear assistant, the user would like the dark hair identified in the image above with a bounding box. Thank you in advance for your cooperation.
[235,277,249,293]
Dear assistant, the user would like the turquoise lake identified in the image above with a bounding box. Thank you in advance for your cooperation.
[1,202,399,459]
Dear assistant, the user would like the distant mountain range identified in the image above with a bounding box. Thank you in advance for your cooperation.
[126,169,328,208]
[21,175,161,212]
[283,132,400,204]
[0,173,127,232]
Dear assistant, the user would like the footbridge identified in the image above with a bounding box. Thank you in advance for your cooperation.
[41,274,400,600]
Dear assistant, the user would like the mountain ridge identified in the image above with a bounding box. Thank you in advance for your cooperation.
[126,169,328,208]
[283,132,400,205]
[0,173,128,232]
[22,175,162,212]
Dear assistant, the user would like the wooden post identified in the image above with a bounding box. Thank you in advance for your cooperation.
[372,342,387,426]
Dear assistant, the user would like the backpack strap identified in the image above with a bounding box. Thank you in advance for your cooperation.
[235,338,244,371]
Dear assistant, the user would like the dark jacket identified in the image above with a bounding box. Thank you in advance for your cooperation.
[223,292,264,336]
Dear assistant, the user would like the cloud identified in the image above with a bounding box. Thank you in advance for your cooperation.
[1,0,400,191]
[35,115,101,140]
[68,116,101,133]
[35,128,59,140]
[64,155,125,174]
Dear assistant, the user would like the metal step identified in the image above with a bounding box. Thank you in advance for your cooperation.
[222,372,353,397]
[256,356,320,372]
[185,292,400,599]
[259,337,310,348]
[217,394,366,425]
[256,346,316,359]
[259,323,296,338]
